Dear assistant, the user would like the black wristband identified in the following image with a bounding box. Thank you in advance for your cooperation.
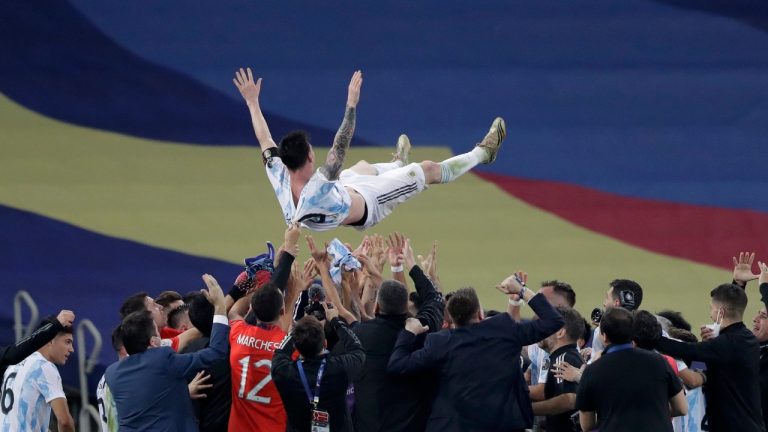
[228,284,245,302]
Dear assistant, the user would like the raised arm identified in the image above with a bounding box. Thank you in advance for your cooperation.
[320,70,362,180]
[497,273,564,346]
[233,67,278,155]
[1,310,73,368]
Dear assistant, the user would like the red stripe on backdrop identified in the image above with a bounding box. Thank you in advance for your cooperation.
[476,172,768,270]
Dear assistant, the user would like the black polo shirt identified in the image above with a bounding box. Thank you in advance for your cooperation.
[576,344,681,432]
[544,343,583,432]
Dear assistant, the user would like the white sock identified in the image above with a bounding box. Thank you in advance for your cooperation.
[438,147,486,183]
[373,161,404,175]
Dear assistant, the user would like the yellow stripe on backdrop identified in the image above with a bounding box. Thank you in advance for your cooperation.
[0,93,750,329]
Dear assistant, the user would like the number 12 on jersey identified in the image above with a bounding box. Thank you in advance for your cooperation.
[237,356,273,404]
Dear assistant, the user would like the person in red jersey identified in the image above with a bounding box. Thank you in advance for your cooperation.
[227,223,304,432]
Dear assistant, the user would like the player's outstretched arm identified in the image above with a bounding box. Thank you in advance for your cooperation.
[233,67,278,154]
[321,70,362,180]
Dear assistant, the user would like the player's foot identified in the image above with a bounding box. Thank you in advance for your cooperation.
[475,117,506,164]
[391,134,411,165]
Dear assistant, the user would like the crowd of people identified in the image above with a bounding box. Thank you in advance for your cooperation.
[2,222,768,432]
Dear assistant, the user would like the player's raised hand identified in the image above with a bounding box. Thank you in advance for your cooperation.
[759,261,768,286]
[233,67,262,106]
[347,70,363,108]
[733,252,759,283]
[306,235,329,266]
[283,222,301,256]
[56,310,75,328]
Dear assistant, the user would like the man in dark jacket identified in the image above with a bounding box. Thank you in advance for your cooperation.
[388,273,564,432]
[272,305,365,432]
[0,309,74,378]
[656,283,764,432]
[351,262,443,432]
[753,263,768,430]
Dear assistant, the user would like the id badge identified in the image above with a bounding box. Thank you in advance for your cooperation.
[311,409,330,432]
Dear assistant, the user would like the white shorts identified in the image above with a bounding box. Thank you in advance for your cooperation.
[339,162,427,229]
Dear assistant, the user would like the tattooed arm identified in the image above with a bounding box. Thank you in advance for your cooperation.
[321,70,363,180]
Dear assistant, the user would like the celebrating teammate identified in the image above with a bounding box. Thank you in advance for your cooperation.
[233,68,506,231]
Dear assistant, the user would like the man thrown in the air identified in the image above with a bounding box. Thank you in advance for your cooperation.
[234,67,506,231]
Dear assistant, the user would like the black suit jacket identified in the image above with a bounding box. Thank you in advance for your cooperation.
[388,293,564,432]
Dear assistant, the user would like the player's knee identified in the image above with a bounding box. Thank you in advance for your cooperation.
[420,161,442,184]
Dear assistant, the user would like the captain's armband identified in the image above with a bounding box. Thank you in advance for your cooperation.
[262,147,279,166]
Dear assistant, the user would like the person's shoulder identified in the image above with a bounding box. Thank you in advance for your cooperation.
[564,349,584,367]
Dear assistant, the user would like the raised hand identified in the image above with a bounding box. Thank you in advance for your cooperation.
[732,252,759,283]
[387,232,406,266]
[322,302,340,321]
[283,223,301,256]
[370,235,388,273]
[233,67,262,106]
[496,273,525,296]
[201,274,226,314]
[759,261,768,286]
[347,70,363,108]
[306,235,329,266]
[56,310,75,328]
[418,240,439,282]
[404,317,429,335]
[403,238,417,272]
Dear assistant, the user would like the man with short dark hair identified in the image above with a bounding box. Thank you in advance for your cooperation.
[532,307,585,432]
[388,274,564,431]
[0,316,76,432]
[272,306,365,432]
[120,291,195,351]
[576,307,687,432]
[233,67,506,231]
[589,279,644,361]
[106,274,230,431]
[755,263,768,430]
[350,242,443,432]
[0,309,74,379]
[656,283,764,432]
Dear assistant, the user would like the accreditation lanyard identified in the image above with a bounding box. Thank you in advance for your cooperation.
[297,357,327,409]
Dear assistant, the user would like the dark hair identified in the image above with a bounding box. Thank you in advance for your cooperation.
[668,327,698,343]
[279,131,312,170]
[251,283,284,323]
[580,318,593,345]
[557,307,585,342]
[188,293,213,337]
[711,283,748,320]
[167,305,189,330]
[447,287,481,327]
[155,291,183,309]
[600,307,634,345]
[293,316,325,358]
[657,310,691,332]
[541,280,576,307]
[484,310,502,318]
[37,315,72,334]
[111,324,124,353]
[377,280,408,315]
[609,279,643,311]
[121,311,156,355]
[632,310,661,350]
[120,292,149,318]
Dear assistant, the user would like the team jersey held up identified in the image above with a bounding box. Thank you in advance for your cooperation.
[228,320,288,432]
[0,352,66,432]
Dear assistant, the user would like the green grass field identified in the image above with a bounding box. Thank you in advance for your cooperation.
[1,93,754,330]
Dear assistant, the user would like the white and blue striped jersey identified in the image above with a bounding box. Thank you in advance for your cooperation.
[265,157,351,231]
[673,386,706,432]
[0,352,66,432]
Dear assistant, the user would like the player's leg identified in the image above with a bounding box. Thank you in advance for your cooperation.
[423,117,506,185]
[347,134,411,176]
